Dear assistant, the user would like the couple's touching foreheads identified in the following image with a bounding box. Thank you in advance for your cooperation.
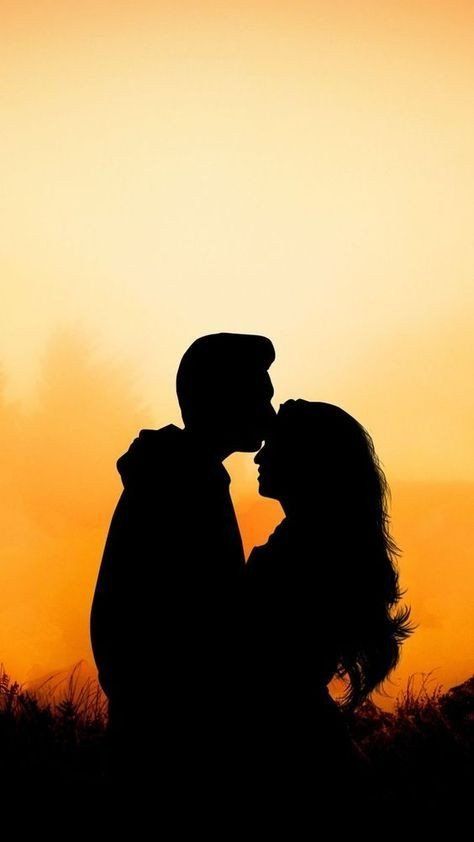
[90,332,414,824]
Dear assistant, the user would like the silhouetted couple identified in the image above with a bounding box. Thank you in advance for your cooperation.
[90,332,414,823]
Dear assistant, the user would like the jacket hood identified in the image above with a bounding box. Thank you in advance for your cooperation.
[116,424,185,488]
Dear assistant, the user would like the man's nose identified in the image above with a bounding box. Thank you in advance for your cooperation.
[261,404,276,436]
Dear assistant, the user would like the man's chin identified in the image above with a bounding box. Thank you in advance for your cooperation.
[237,438,263,453]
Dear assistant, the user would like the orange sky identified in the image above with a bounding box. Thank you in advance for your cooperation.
[1,1,473,710]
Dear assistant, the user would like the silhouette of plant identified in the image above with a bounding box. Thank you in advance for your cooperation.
[0,661,472,811]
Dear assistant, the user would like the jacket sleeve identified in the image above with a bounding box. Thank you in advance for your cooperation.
[89,473,197,700]
[90,484,161,699]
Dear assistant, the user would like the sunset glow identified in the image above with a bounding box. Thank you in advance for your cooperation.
[1,1,473,710]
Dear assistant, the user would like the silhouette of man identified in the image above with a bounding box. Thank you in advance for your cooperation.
[90,332,275,803]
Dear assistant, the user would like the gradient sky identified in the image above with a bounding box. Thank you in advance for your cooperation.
[1,1,473,710]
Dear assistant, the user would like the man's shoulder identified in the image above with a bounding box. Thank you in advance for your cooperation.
[126,423,184,452]
[116,424,227,493]
[116,424,186,485]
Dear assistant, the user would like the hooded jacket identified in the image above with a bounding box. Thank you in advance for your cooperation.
[90,423,246,709]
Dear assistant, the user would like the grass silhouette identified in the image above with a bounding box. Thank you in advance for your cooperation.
[0,661,108,792]
[1,661,472,814]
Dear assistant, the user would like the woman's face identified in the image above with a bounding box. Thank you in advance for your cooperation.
[254,414,332,509]
[254,429,293,502]
[254,401,370,517]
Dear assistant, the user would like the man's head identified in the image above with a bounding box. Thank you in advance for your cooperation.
[176,332,276,455]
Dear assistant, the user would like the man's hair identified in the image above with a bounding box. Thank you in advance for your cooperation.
[176,332,275,426]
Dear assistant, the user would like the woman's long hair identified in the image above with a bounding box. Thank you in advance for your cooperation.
[276,399,417,714]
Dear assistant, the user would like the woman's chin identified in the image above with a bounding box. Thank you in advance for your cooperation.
[257,480,275,500]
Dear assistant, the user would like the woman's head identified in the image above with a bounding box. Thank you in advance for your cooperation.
[255,399,416,711]
[255,400,381,521]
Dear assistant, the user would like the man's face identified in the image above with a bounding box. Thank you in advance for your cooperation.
[224,369,276,452]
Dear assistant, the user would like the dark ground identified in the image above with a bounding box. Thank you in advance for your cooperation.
[1,664,472,825]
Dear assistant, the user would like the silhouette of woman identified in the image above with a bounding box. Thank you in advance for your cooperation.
[242,399,415,821]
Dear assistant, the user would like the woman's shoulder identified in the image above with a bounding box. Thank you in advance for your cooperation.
[246,519,290,567]
[245,543,268,577]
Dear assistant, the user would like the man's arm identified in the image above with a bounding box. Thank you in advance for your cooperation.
[90,474,195,701]
[90,486,149,700]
